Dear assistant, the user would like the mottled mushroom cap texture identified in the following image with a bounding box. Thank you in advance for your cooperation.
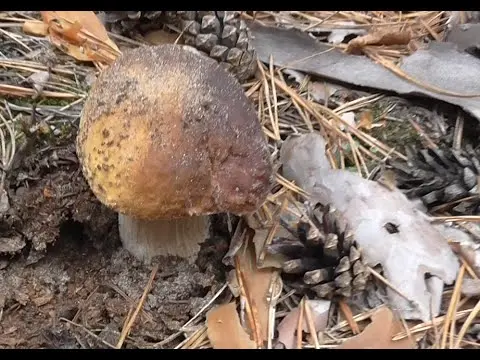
[77,44,273,220]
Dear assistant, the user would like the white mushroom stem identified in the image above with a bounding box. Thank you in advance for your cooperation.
[118,214,211,263]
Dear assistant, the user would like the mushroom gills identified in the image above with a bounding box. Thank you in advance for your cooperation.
[118,214,211,262]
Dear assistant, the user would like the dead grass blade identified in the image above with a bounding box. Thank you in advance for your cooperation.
[303,298,320,348]
[0,84,80,98]
[439,264,464,348]
[453,298,480,348]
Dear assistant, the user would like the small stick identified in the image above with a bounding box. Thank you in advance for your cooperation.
[116,264,159,349]
[296,297,305,349]
[449,242,480,279]
[234,256,263,348]
[452,111,464,150]
[181,283,228,330]
[454,298,480,349]
[367,266,412,303]
[338,300,360,334]
[303,298,320,349]
[407,117,438,149]
[60,318,116,349]
[440,264,465,349]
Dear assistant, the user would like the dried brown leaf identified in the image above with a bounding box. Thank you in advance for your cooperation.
[357,110,374,130]
[338,307,416,349]
[308,81,343,104]
[235,236,278,342]
[22,20,49,37]
[40,11,120,65]
[206,302,256,349]
[249,219,288,269]
[346,30,412,54]
[277,300,331,349]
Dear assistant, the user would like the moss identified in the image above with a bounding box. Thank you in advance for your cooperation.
[37,98,72,107]
[5,96,72,108]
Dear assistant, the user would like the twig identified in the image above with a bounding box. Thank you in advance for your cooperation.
[181,283,227,330]
[234,256,263,348]
[453,298,480,349]
[303,298,320,349]
[440,264,465,349]
[338,300,360,334]
[116,264,159,349]
[452,111,464,151]
[60,318,116,349]
[367,266,412,303]
[296,297,305,349]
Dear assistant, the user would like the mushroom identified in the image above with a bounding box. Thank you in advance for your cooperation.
[76,44,273,263]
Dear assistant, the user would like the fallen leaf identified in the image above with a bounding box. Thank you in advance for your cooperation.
[235,235,279,343]
[346,30,412,54]
[22,20,49,36]
[339,306,416,349]
[226,269,240,297]
[246,214,288,269]
[308,81,343,104]
[283,69,306,84]
[249,23,480,122]
[206,302,256,349]
[143,29,180,45]
[357,110,374,130]
[340,111,355,130]
[461,278,480,297]
[280,133,459,321]
[326,22,367,45]
[277,300,331,349]
[40,11,120,65]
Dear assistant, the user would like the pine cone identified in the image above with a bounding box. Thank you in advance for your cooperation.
[268,202,370,300]
[383,145,480,214]
[102,11,257,82]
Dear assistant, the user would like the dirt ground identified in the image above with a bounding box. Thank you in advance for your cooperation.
[0,130,230,348]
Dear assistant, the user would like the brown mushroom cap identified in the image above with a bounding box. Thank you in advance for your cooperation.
[77,44,273,220]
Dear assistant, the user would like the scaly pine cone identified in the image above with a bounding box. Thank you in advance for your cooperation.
[380,145,480,214]
[102,11,257,82]
[268,202,370,300]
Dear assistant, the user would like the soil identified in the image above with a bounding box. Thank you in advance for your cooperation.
[0,129,229,349]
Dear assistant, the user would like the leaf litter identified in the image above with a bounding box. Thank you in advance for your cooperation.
[0,10,480,349]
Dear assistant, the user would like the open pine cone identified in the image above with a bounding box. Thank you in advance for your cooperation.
[268,203,370,300]
[382,145,480,214]
[102,11,257,82]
